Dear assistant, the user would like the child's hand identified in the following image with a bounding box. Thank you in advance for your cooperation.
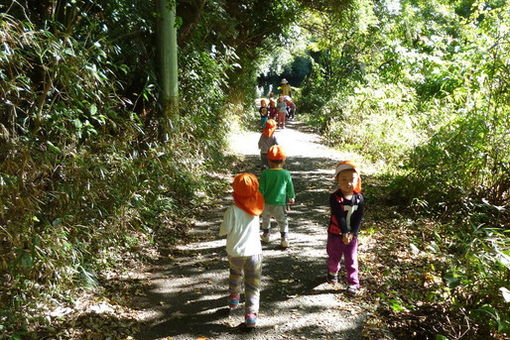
[288,198,295,204]
[342,233,353,245]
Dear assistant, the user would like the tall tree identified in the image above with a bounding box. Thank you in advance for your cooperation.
[158,0,179,136]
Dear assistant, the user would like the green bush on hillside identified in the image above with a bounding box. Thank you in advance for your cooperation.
[323,79,421,164]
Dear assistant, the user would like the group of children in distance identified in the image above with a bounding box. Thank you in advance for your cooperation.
[259,79,297,130]
[220,134,365,328]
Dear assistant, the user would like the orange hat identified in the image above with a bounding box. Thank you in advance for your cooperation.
[334,160,362,193]
[267,145,286,161]
[232,173,264,216]
[262,119,277,137]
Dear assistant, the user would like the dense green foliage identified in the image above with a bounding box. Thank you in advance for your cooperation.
[300,0,510,203]
[0,4,220,333]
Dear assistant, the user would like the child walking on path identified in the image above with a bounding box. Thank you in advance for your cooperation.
[258,119,278,169]
[259,145,295,249]
[268,99,278,121]
[285,97,296,120]
[326,161,365,296]
[259,99,269,130]
[276,95,287,129]
[219,173,265,328]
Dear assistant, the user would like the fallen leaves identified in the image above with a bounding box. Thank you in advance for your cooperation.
[422,272,442,288]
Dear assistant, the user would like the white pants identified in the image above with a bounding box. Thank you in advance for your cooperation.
[261,204,288,233]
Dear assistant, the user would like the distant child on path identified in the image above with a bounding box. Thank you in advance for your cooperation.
[259,99,269,129]
[285,97,296,120]
[258,119,278,169]
[276,95,287,129]
[220,173,265,328]
[259,145,295,248]
[268,99,278,120]
[326,161,365,296]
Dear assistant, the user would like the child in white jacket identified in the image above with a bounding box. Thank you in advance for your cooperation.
[220,173,265,328]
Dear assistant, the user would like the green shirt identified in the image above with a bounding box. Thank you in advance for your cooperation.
[259,168,295,205]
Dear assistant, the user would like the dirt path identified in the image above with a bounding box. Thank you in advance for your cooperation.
[135,120,370,340]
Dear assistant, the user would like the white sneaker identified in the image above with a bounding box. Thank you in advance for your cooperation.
[280,238,289,248]
[346,285,359,296]
[261,233,270,243]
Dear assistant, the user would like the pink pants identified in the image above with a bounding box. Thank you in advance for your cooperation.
[277,111,286,128]
[326,234,359,287]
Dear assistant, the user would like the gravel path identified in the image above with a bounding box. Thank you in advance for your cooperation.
[135,120,369,340]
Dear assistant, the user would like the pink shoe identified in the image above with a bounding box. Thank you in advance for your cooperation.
[245,313,257,327]
[228,293,240,309]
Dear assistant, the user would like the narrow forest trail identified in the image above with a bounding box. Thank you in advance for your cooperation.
[135,120,377,340]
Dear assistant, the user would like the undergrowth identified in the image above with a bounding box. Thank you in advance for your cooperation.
[362,175,510,340]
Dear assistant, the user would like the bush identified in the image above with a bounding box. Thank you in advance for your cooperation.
[321,79,421,165]
[394,109,510,207]
[0,9,233,333]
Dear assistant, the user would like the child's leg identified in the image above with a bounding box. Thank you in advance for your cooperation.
[228,256,245,296]
[272,205,288,237]
[243,254,263,315]
[261,117,268,129]
[260,205,272,233]
[278,112,285,128]
[260,153,268,168]
[326,234,342,275]
[342,237,360,288]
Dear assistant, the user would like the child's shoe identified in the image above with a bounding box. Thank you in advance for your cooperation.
[346,285,359,296]
[261,232,270,244]
[280,237,289,248]
[245,313,257,328]
[228,293,240,309]
[327,272,338,284]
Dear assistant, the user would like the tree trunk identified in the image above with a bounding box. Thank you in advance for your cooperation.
[158,0,179,139]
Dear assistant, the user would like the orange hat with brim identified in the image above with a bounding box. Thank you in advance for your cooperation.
[232,173,264,216]
[334,160,362,193]
[263,119,277,137]
[267,145,286,161]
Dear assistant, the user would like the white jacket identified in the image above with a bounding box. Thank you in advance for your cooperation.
[220,205,262,257]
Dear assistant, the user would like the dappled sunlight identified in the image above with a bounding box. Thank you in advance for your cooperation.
[175,238,225,251]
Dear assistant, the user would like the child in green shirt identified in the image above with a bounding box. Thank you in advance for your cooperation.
[259,145,295,248]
